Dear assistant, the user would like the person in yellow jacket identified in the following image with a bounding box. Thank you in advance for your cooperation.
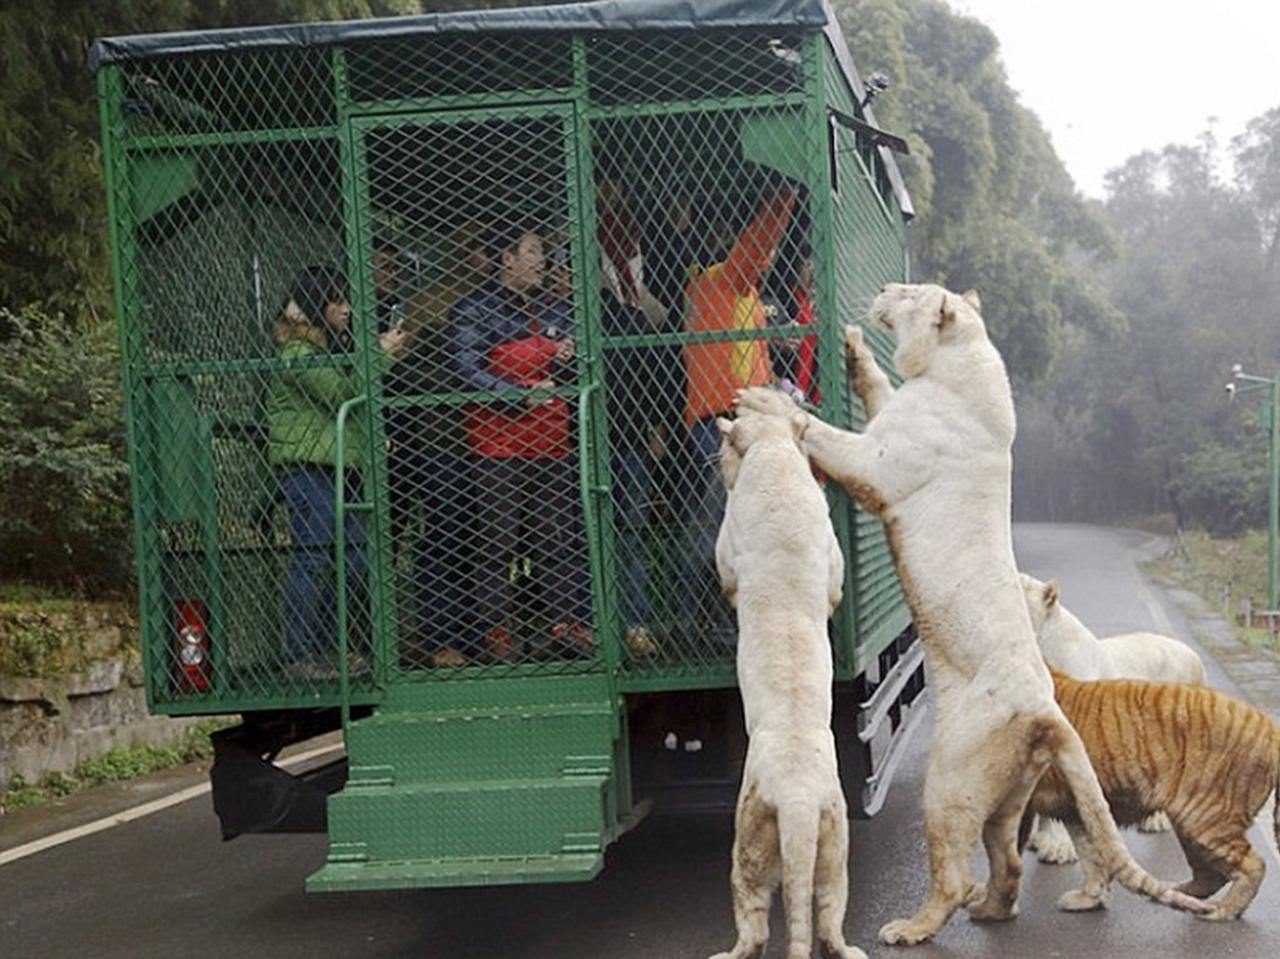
[676,187,797,642]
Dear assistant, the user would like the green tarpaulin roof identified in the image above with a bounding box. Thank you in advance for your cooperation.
[89,0,911,217]
[90,0,828,69]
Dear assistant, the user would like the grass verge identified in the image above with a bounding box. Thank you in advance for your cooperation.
[0,719,232,815]
[1145,527,1278,651]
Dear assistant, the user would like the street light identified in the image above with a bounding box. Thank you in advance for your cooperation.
[1226,363,1279,616]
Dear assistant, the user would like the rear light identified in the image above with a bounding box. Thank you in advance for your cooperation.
[175,599,211,693]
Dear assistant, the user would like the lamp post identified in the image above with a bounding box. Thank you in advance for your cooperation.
[1227,363,1279,614]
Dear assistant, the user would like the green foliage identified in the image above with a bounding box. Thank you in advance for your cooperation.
[1168,444,1269,536]
[0,719,231,814]
[0,602,137,677]
[1147,528,1277,630]
[0,307,131,593]
[833,0,1122,382]
[1014,122,1280,531]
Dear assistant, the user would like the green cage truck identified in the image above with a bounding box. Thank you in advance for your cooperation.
[90,0,925,892]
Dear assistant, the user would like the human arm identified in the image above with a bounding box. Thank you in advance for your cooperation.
[447,294,527,393]
[721,189,797,294]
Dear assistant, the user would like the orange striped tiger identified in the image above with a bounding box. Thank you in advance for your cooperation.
[1024,670,1280,920]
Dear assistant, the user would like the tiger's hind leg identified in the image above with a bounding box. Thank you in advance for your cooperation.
[881,714,1049,944]
[1056,821,1111,912]
[813,802,867,959]
[708,783,780,959]
[1173,832,1229,899]
[1199,835,1265,921]
[969,759,1049,922]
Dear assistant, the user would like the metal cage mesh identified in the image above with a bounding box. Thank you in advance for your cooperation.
[99,24,908,711]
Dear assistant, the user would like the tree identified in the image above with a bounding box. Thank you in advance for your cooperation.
[1014,120,1280,529]
[1233,107,1280,273]
[0,1,422,325]
[833,0,1122,383]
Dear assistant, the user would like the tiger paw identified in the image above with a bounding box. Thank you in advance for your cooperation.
[1137,811,1172,833]
[1057,888,1105,912]
[966,887,1019,922]
[878,917,937,946]
[1030,823,1079,864]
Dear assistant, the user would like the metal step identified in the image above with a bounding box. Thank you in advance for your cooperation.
[307,851,604,891]
[345,704,614,785]
[308,674,623,892]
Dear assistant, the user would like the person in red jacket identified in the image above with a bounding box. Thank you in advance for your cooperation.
[446,221,592,660]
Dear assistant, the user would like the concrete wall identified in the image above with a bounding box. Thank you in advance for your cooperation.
[0,648,211,793]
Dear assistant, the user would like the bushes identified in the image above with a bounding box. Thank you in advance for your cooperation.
[0,308,132,595]
[1168,443,1269,536]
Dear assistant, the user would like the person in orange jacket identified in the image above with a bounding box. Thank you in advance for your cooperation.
[676,186,798,642]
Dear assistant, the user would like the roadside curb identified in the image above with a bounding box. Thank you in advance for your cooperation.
[1165,580,1280,721]
[0,730,345,862]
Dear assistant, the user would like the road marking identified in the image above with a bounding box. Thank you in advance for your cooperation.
[0,741,345,867]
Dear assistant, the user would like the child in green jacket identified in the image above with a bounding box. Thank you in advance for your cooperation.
[267,266,406,674]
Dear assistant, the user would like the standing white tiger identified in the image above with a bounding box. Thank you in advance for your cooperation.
[737,283,1210,944]
[708,409,864,959]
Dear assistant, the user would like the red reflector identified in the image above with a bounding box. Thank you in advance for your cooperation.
[175,599,211,693]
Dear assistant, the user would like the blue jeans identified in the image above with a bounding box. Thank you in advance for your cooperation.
[674,418,733,637]
[409,450,481,654]
[611,448,652,629]
[280,468,368,663]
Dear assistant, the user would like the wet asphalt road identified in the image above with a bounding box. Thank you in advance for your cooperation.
[3,523,1279,958]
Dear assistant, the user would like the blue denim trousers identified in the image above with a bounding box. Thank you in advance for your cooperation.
[673,418,733,637]
[280,468,368,663]
[611,447,653,629]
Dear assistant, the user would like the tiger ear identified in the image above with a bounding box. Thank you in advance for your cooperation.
[961,288,981,312]
[1043,580,1060,610]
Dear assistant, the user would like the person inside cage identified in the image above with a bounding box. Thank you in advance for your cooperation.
[675,184,798,643]
[586,249,676,657]
[397,224,492,669]
[268,265,408,679]
[446,221,593,661]
[640,177,709,329]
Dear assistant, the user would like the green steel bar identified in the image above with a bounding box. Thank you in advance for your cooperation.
[585,91,806,121]
[803,34,859,678]
[337,46,397,686]
[378,385,577,409]
[146,354,358,378]
[123,125,337,152]
[98,66,168,708]
[569,37,621,678]
[602,327,810,349]
[335,393,368,734]
[350,88,573,116]
[149,687,382,718]
[619,668,740,694]
[349,101,572,134]
[394,659,601,685]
